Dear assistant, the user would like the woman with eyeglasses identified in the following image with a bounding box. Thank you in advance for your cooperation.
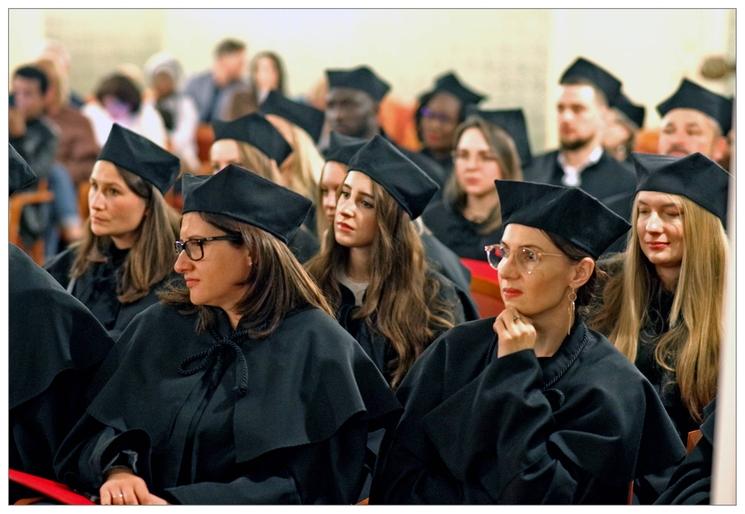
[416,72,486,173]
[422,116,523,261]
[45,124,180,339]
[588,152,729,444]
[54,165,399,505]
[306,135,465,389]
[210,113,319,262]
[370,180,686,504]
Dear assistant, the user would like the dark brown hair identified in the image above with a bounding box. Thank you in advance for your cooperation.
[306,181,456,388]
[160,212,332,338]
[71,164,180,303]
[95,73,141,114]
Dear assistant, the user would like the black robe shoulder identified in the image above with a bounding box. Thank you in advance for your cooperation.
[9,244,114,492]
[523,149,637,203]
[43,245,174,340]
[54,302,400,504]
[422,198,503,261]
[369,317,686,504]
[336,270,467,385]
[421,232,479,320]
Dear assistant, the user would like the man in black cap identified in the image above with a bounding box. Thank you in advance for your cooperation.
[523,57,637,204]
[325,65,448,186]
[416,71,486,171]
[656,78,732,167]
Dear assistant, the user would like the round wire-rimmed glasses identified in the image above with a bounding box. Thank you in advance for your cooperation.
[174,235,243,261]
[484,243,566,274]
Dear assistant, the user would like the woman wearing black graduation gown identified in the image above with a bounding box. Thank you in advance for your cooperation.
[317,131,478,319]
[44,124,180,339]
[307,135,465,389]
[54,165,399,505]
[9,147,115,501]
[588,152,729,443]
[370,180,686,504]
[210,112,319,261]
[422,115,522,260]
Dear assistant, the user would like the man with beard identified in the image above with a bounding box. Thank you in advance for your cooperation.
[523,57,636,204]
[656,78,732,167]
[324,65,447,186]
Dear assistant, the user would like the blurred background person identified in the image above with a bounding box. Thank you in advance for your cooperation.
[145,51,200,171]
[83,71,167,149]
[184,38,248,123]
[603,91,645,165]
[250,50,286,103]
[415,71,486,174]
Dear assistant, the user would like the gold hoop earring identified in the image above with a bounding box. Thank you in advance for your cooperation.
[567,288,577,336]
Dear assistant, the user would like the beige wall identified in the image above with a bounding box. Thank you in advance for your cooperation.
[9,8,735,152]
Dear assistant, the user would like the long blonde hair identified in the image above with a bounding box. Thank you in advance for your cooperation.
[591,195,726,422]
[306,181,456,388]
[277,122,322,200]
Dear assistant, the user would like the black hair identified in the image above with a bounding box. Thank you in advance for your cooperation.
[13,65,49,95]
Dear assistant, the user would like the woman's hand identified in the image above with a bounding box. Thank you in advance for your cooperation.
[99,468,169,505]
[493,307,537,358]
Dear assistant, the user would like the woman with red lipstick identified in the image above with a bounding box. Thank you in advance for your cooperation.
[45,124,180,339]
[588,152,729,443]
[54,165,399,505]
[370,180,686,504]
[307,135,465,388]
[422,116,522,260]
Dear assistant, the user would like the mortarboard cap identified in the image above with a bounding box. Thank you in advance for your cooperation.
[182,165,312,244]
[259,91,326,143]
[467,107,533,167]
[612,92,646,129]
[212,113,292,165]
[496,180,630,259]
[347,135,439,219]
[323,132,368,165]
[97,124,180,194]
[632,152,730,225]
[656,79,733,134]
[418,71,486,107]
[9,143,38,195]
[326,66,391,102]
[560,57,622,105]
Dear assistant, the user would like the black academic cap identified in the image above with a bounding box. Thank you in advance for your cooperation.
[97,124,180,194]
[259,91,326,143]
[9,143,38,195]
[326,66,391,102]
[212,113,292,165]
[347,135,439,220]
[467,107,533,167]
[323,132,368,165]
[419,71,486,107]
[612,92,646,129]
[632,152,730,224]
[495,180,631,259]
[560,57,622,105]
[182,165,312,244]
[656,78,733,134]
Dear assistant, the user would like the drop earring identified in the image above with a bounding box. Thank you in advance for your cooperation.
[567,288,577,336]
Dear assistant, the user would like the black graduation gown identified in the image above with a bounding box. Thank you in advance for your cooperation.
[43,245,171,340]
[336,271,466,385]
[53,303,400,504]
[9,244,114,500]
[422,198,503,261]
[287,224,320,263]
[369,317,686,504]
[656,398,717,505]
[419,148,453,180]
[523,150,637,204]
[420,232,479,320]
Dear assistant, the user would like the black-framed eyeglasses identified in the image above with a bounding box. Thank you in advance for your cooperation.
[174,235,243,261]
[484,243,565,274]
